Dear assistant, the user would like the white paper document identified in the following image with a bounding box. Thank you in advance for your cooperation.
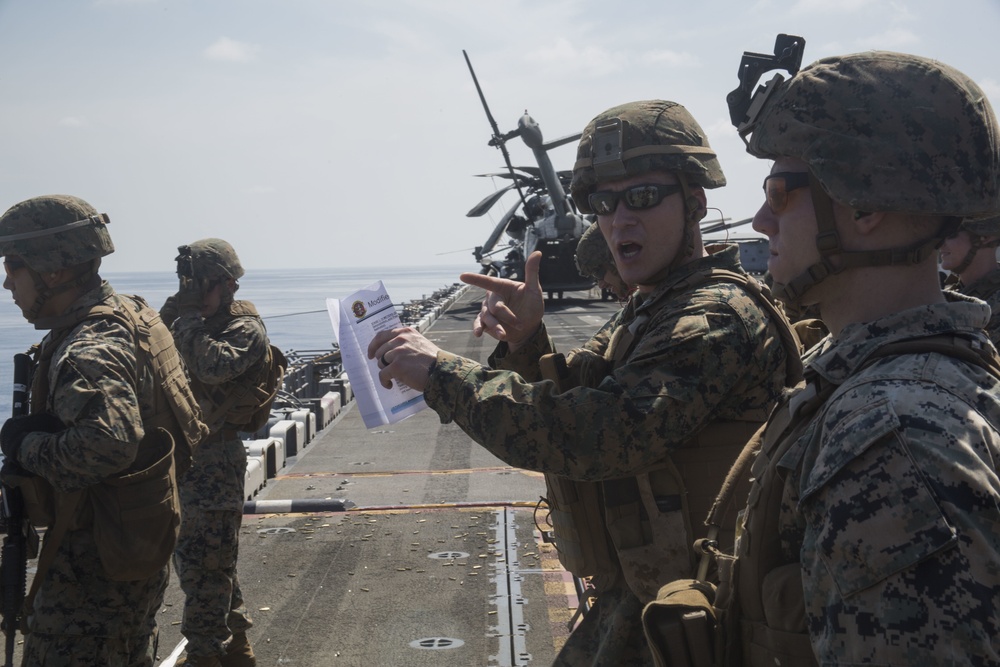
[326,281,427,428]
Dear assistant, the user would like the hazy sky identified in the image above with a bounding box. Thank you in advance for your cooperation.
[0,0,997,273]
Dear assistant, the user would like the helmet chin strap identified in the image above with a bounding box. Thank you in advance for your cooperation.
[772,174,956,306]
[674,173,706,269]
[642,173,706,287]
[23,260,100,322]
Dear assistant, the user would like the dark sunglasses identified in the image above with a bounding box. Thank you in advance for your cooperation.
[588,183,682,215]
[763,172,811,214]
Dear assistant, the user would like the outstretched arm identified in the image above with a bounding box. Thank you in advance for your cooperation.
[461,251,544,351]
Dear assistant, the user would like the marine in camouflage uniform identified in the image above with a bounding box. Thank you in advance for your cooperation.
[162,239,269,667]
[707,44,1000,665]
[575,222,632,301]
[941,215,1000,345]
[0,195,205,666]
[369,101,798,666]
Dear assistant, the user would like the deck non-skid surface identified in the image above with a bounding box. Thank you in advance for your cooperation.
[30,286,619,667]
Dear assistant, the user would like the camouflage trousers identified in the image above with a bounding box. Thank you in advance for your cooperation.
[175,435,251,658]
[553,581,653,667]
[21,630,157,667]
[174,506,252,658]
[22,526,168,667]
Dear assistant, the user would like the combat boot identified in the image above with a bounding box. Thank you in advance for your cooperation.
[175,654,223,667]
[220,632,257,667]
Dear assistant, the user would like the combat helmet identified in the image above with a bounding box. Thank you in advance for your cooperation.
[950,213,1000,275]
[731,41,1000,303]
[571,100,726,215]
[0,195,114,272]
[0,195,113,322]
[571,100,726,278]
[962,214,1000,238]
[178,238,245,282]
[574,223,614,280]
[744,52,999,217]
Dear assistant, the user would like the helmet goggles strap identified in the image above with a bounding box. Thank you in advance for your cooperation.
[0,214,110,243]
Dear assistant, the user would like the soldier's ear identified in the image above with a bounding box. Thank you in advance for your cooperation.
[686,187,707,224]
[43,268,70,288]
[850,210,886,235]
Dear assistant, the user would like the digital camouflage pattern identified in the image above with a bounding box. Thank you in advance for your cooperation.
[571,100,726,214]
[746,52,1000,217]
[962,213,1000,236]
[735,299,1000,665]
[169,298,269,659]
[574,223,614,281]
[0,195,114,272]
[20,629,163,667]
[424,245,792,665]
[427,246,787,478]
[947,268,1000,346]
[17,282,170,666]
[184,238,245,281]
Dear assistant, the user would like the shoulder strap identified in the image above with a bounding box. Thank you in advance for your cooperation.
[201,343,284,430]
[612,268,803,385]
[73,298,208,453]
[864,333,1000,380]
[700,329,1000,569]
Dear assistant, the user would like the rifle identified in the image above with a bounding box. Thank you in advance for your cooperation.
[0,353,31,666]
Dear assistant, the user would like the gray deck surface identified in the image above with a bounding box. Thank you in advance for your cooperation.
[21,286,623,667]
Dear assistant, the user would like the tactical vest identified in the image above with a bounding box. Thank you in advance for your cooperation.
[543,268,803,603]
[188,300,286,433]
[717,334,1000,667]
[23,293,207,583]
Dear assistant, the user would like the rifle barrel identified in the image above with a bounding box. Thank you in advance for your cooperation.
[1,353,31,666]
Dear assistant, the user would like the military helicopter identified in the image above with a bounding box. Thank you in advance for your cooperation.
[463,51,594,300]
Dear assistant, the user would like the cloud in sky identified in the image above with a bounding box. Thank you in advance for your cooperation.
[0,0,996,274]
[204,37,261,64]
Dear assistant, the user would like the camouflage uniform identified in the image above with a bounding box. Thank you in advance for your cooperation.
[711,45,1000,666]
[20,284,171,667]
[943,216,1000,346]
[426,244,792,665]
[168,240,269,663]
[732,300,1000,665]
[0,195,204,666]
[946,268,1000,345]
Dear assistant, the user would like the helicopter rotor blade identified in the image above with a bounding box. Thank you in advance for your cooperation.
[463,50,528,206]
[475,167,540,179]
[541,132,582,151]
[478,199,522,258]
[701,216,753,235]
[467,183,517,217]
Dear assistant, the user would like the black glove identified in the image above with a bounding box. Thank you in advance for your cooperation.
[0,412,65,463]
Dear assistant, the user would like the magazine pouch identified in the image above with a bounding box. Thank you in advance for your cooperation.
[90,426,180,581]
[642,579,719,667]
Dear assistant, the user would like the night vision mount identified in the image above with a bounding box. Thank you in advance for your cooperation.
[726,34,806,144]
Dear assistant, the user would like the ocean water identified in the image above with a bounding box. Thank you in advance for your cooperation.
[0,264,470,417]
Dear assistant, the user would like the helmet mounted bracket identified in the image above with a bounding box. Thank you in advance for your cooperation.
[727,34,806,145]
[591,118,627,182]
